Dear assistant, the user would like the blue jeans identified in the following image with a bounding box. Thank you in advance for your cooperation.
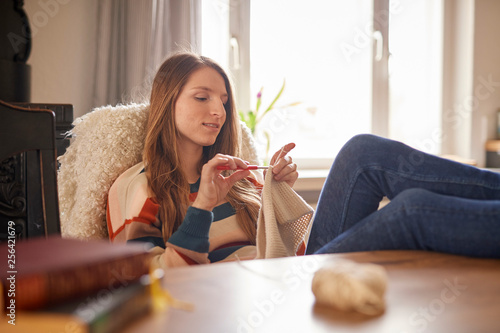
[306,134,500,258]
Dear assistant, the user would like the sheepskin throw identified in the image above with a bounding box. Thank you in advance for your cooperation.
[255,166,314,259]
[58,103,260,240]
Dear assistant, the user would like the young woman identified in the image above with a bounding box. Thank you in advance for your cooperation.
[108,52,500,269]
[107,52,298,268]
[306,134,500,258]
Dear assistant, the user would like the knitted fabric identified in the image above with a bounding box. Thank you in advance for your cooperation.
[58,103,259,240]
[255,166,315,259]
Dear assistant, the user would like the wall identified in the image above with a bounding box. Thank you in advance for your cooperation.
[442,0,500,167]
[24,0,97,118]
[441,0,475,161]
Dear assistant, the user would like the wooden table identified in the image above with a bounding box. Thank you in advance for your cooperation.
[126,251,500,333]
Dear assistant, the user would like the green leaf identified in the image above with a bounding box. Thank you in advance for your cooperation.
[263,130,271,165]
[282,101,302,108]
[247,112,257,134]
[238,110,246,121]
[254,87,263,117]
[238,110,248,125]
[264,80,286,113]
[239,79,301,138]
[256,80,286,124]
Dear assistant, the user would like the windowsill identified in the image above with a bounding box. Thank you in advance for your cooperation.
[293,167,500,206]
[293,169,329,205]
[294,169,329,191]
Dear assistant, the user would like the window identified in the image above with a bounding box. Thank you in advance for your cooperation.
[201,0,230,68]
[202,0,443,168]
[388,0,443,155]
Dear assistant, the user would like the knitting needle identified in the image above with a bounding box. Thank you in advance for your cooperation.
[217,165,269,170]
[218,146,288,170]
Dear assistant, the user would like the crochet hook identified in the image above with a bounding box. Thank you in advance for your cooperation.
[217,165,269,170]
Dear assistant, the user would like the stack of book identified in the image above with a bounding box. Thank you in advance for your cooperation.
[0,236,154,332]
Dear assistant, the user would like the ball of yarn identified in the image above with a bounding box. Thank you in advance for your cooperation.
[311,260,388,315]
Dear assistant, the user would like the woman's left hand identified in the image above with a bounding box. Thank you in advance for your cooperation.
[265,142,299,188]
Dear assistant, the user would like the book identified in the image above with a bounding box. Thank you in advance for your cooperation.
[1,278,152,333]
[0,236,153,312]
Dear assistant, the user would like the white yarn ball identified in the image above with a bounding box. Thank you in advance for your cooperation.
[311,260,388,315]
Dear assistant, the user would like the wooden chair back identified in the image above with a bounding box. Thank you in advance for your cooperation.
[0,100,60,240]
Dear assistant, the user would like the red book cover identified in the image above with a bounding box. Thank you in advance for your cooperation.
[0,236,153,311]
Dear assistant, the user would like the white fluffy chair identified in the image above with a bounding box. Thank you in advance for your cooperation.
[58,103,259,240]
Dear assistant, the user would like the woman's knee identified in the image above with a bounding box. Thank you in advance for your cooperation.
[336,134,389,167]
[343,134,379,152]
[389,188,437,207]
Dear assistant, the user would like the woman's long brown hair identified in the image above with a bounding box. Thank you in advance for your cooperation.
[143,52,261,244]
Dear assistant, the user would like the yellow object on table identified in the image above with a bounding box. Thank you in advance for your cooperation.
[148,268,194,312]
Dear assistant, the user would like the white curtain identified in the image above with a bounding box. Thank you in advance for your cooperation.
[92,0,201,108]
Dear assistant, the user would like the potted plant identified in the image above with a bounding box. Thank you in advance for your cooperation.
[239,80,300,164]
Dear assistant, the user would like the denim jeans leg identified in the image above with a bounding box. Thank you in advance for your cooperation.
[306,134,500,255]
[313,188,500,258]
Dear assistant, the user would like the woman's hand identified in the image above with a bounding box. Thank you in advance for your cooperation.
[265,142,299,188]
[192,154,251,212]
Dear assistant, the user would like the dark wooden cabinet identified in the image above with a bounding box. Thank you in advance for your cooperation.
[16,103,74,157]
[0,104,73,241]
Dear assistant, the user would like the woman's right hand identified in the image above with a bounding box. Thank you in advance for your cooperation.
[191,154,251,212]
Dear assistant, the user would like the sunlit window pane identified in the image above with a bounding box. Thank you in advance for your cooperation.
[201,0,444,167]
[388,0,443,154]
[249,0,373,165]
[201,0,230,68]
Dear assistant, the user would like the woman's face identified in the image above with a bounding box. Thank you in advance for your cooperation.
[174,66,228,151]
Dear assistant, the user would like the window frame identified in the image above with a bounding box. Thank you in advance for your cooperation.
[228,0,392,169]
